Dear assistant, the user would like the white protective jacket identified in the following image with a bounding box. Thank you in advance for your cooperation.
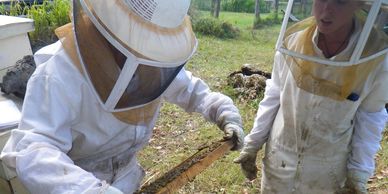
[0,41,242,194]
[244,26,388,193]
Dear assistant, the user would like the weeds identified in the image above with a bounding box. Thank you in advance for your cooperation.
[193,17,240,39]
[27,0,71,52]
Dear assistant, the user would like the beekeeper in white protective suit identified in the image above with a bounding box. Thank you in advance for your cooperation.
[0,0,245,193]
[234,0,388,193]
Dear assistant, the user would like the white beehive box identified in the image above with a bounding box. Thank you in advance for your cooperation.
[0,15,34,79]
[0,15,34,193]
[0,93,29,193]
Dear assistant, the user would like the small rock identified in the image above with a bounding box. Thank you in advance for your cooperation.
[1,55,36,98]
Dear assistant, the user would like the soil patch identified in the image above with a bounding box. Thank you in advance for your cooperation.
[227,64,271,100]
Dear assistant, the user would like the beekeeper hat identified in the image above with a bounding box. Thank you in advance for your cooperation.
[73,0,198,112]
[77,0,196,62]
[274,0,388,101]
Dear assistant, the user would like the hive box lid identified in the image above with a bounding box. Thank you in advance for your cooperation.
[0,15,34,40]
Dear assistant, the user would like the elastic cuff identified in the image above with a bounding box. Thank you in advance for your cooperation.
[224,123,242,130]
[347,169,370,184]
[241,144,261,155]
[217,113,243,129]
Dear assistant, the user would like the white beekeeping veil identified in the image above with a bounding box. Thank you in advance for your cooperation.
[72,0,197,112]
[275,0,388,101]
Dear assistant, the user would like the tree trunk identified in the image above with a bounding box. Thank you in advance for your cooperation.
[212,0,221,18]
[300,0,307,17]
[210,0,215,16]
[274,0,279,20]
[253,0,261,28]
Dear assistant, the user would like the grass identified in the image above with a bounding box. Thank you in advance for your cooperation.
[137,11,388,193]
[370,130,388,193]
[218,11,261,29]
[199,11,281,30]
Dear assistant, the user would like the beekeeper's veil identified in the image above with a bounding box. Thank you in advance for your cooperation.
[276,0,388,101]
[72,0,197,112]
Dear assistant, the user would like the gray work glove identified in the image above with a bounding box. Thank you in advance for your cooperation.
[336,170,369,194]
[233,147,258,180]
[223,123,245,151]
[345,170,369,194]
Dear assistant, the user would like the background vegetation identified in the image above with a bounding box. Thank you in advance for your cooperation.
[0,0,70,52]
[0,0,387,193]
[192,0,287,14]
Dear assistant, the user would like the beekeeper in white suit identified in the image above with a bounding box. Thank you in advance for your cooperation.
[234,0,388,193]
[0,0,244,193]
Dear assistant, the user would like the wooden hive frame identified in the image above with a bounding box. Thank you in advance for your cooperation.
[136,140,234,194]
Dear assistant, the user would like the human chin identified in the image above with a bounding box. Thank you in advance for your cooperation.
[318,19,337,33]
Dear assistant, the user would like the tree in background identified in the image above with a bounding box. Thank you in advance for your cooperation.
[221,0,256,13]
[191,0,283,29]
[210,0,215,15]
[274,0,279,20]
[193,0,269,14]
[291,0,311,19]
[300,0,308,17]
[253,0,261,28]
[211,0,221,18]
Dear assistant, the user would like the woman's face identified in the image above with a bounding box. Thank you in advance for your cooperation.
[313,0,360,36]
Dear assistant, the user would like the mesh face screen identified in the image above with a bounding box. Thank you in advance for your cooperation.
[127,0,157,21]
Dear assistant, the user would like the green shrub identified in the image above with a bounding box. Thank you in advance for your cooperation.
[191,0,212,11]
[26,0,71,52]
[188,2,203,25]
[220,21,240,38]
[0,1,27,16]
[253,12,283,29]
[193,17,239,39]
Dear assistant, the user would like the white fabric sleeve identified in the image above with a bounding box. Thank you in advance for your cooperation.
[348,108,388,177]
[243,79,280,153]
[33,41,63,66]
[162,69,242,129]
[348,56,388,178]
[0,73,102,194]
[360,56,388,113]
[243,52,283,153]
